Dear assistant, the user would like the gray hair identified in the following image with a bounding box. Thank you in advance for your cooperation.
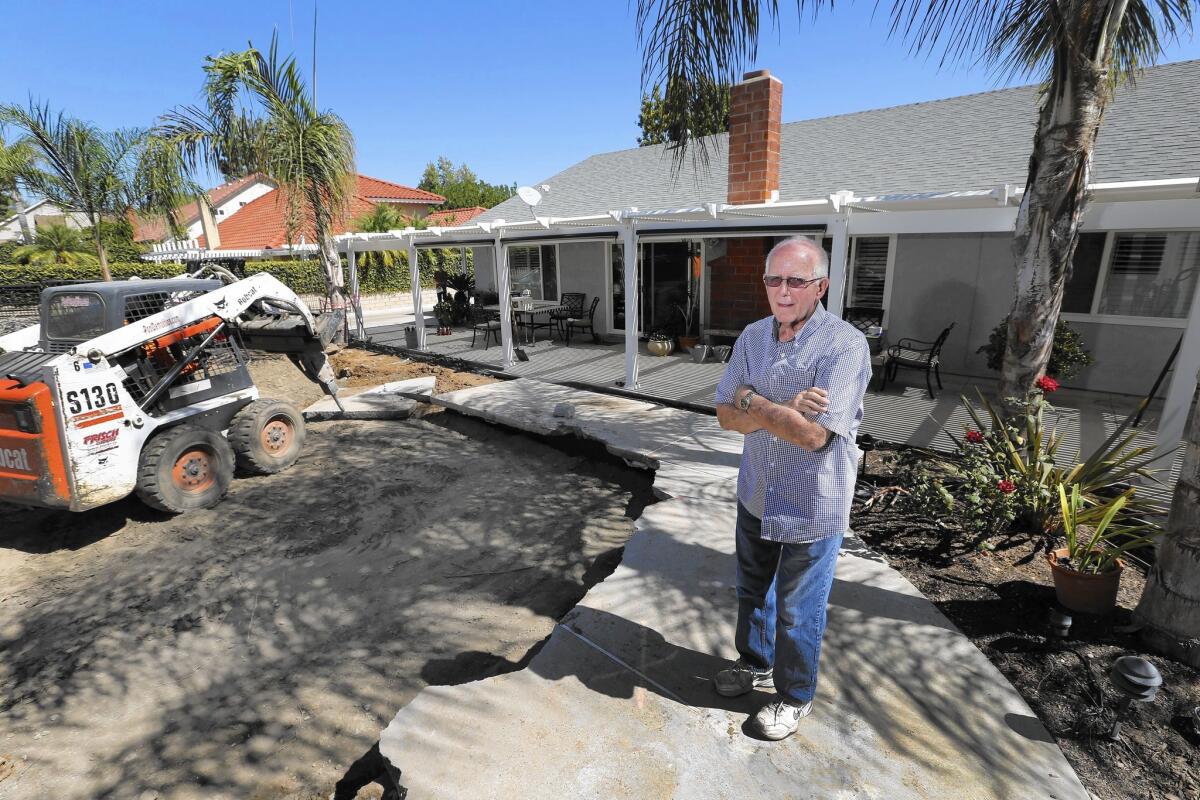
[765,236,829,279]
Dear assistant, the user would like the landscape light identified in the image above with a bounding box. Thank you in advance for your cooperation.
[1047,607,1072,639]
[1107,656,1162,740]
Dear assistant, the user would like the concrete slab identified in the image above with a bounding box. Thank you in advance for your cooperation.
[382,379,1090,799]
[303,376,435,421]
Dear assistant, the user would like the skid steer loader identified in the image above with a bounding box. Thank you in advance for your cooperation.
[0,271,344,513]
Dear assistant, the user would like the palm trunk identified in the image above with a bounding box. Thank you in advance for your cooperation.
[318,232,345,309]
[1134,378,1200,667]
[91,214,112,282]
[9,189,32,243]
[996,50,1108,412]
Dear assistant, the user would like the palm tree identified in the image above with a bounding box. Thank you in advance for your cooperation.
[0,131,36,243]
[0,101,198,281]
[638,0,1194,407]
[639,0,1199,657]
[12,223,99,266]
[351,203,409,269]
[159,34,355,308]
[1134,380,1200,668]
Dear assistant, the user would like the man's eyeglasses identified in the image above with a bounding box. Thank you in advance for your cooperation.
[763,275,824,289]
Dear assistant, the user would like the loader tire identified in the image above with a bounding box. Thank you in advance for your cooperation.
[136,425,235,513]
[228,399,306,475]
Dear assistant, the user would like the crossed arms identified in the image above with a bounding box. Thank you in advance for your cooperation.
[716,385,833,451]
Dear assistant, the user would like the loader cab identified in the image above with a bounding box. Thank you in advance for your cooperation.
[39,279,222,354]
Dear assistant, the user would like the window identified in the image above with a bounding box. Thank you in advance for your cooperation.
[848,237,890,308]
[1061,233,1106,313]
[1063,231,1200,320]
[507,245,559,301]
[46,292,106,341]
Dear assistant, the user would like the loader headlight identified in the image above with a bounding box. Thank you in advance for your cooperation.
[0,403,39,433]
[13,404,38,433]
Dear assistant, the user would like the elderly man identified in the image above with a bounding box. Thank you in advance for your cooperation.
[713,236,872,740]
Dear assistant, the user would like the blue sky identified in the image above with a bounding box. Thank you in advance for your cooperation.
[3,1,1197,192]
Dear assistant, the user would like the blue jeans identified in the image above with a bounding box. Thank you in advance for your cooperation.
[734,501,842,704]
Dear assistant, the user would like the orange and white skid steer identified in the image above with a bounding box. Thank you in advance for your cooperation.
[0,272,344,513]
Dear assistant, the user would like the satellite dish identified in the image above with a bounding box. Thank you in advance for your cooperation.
[516,185,543,207]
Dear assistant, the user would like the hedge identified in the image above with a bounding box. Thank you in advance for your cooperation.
[0,262,185,283]
[0,248,473,296]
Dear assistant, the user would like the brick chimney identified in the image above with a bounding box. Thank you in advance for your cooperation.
[727,69,782,205]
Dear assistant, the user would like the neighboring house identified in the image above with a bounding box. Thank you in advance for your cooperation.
[145,174,445,258]
[425,206,487,227]
[132,173,276,244]
[350,60,1198,404]
[0,199,93,243]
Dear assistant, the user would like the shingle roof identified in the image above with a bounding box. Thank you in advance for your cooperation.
[425,206,487,227]
[200,174,443,250]
[476,59,1200,225]
[132,173,270,241]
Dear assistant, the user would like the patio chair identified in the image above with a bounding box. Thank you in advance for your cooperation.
[470,304,501,349]
[550,292,586,340]
[842,306,883,334]
[566,297,601,345]
[881,322,955,399]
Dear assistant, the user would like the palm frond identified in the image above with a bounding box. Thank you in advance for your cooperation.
[638,0,807,171]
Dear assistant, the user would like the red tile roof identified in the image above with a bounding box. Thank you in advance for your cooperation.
[425,206,487,227]
[356,174,445,203]
[199,174,445,250]
[132,174,270,242]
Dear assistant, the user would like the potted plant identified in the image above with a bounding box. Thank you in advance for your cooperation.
[1046,483,1157,614]
[432,300,455,335]
[647,330,675,357]
[447,273,475,324]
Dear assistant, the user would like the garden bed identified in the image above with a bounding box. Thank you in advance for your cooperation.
[853,445,1200,800]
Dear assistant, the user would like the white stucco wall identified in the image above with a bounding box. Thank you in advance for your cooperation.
[887,232,1182,397]
[0,204,92,243]
[184,180,277,240]
[558,241,610,335]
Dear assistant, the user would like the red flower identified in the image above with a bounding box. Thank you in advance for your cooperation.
[1036,375,1060,393]
[965,430,985,444]
[997,479,1016,494]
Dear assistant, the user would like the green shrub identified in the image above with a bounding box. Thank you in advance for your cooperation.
[977,316,1094,379]
[0,247,473,295]
[0,261,185,283]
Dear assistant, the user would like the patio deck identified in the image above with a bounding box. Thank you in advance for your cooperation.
[364,322,1183,506]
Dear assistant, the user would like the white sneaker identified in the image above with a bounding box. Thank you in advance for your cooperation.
[753,696,813,740]
[712,659,774,697]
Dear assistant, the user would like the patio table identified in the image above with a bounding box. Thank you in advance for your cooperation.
[484,301,568,345]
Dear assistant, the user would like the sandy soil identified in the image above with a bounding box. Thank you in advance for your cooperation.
[0,356,652,800]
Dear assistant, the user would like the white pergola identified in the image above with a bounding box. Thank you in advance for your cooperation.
[142,177,1186,461]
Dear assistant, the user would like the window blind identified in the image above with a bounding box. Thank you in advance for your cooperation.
[850,237,889,308]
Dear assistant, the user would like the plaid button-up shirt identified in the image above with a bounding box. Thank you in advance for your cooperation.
[715,305,873,543]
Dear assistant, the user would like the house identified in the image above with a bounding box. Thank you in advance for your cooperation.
[425,206,487,227]
[144,174,446,259]
[131,173,277,244]
[0,199,94,243]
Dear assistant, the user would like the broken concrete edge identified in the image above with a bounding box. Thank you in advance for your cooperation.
[431,395,663,474]
[303,377,437,422]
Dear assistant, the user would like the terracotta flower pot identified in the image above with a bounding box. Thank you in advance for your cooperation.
[1046,547,1124,615]
[677,335,700,351]
[647,339,674,357]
